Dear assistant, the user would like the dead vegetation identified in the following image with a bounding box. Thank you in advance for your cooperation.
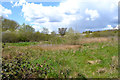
[97,68,106,73]
[111,56,118,70]
[88,60,101,65]
[78,37,111,44]
[28,44,81,51]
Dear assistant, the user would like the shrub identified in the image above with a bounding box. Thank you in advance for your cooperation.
[65,33,81,45]
[2,31,54,43]
[48,36,66,44]
[91,30,118,37]
[2,32,19,43]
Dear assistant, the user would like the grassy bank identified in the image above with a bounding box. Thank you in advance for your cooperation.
[2,37,118,78]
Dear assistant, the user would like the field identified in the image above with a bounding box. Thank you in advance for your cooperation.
[2,37,118,79]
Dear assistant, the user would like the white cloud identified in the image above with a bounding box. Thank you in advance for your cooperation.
[113,16,118,20]
[19,0,83,32]
[103,25,113,30]
[113,25,119,29]
[0,5,12,17]
[12,0,119,32]
[103,25,119,30]
[85,25,114,31]
[86,18,90,21]
[10,1,13,4]
[85,8,99,21]
[13,0,26,7]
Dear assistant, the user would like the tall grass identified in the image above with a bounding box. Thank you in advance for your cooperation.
[2,37,118,78]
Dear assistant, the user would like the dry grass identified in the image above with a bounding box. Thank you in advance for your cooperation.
[2,44,81,58]
[27,44,81,51]
[5,44,81,51]
[78,37,111,44]
[2,37,116,58]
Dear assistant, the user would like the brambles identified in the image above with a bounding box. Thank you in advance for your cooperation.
[2,53,86,79]
[2,54,57,79]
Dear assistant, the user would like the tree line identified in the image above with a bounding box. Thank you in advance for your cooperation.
[2,18,74,43]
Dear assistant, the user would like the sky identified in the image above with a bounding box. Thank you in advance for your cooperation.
[0,0,119,33]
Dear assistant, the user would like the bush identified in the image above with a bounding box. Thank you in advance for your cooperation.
[18,32,33,42]
[2,32,19,43]
[91,30,118,37]
[2,31,56,43]
[49,36,66,44]
[84,33,92,38]
[65,33,81,45]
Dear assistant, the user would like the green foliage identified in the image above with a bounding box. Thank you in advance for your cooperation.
[2,18,118,44]
[19,23,35,33]
[67,27,74,34]
[83,31,92,34]
[2,32,19,43]
[2,54,57,79]
[91,30,118,37]
[2,18,19,31]
[2,39,118,78]
[48,36,66,44]
[85,33,92,38]
[51,31,56,36]
[32,32,51,41]
[2,51,87,78]
[6,42,39,46]
[65,33,81,45]
[2,31,53,43]
[83,30,118,38]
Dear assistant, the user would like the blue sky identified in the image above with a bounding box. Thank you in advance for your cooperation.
[1,2,60,25]
[1,2,25,24]
[0,0,119,33]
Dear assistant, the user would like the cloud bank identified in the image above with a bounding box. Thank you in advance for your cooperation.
[13,0,119,33]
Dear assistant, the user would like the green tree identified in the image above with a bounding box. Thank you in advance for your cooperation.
[19,23,35,32]
[51,31,56,36]
[2,18,19,31]
[67,27,74,35]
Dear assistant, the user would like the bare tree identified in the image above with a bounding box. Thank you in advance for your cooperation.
[58,28,67,36]
[41,27,49,34]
